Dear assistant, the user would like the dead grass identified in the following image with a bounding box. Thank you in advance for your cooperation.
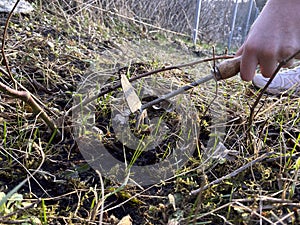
[0,1,299,225]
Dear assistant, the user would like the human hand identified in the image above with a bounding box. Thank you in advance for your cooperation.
[236,0,300,81]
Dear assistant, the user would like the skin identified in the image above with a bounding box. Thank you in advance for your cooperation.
[236,0,300,81]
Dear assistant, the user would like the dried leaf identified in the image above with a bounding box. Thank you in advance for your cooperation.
[168,193,176,210]
[117,215,133,225]
[120,74,142,113]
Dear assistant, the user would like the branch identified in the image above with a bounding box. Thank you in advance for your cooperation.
[0,80,58,132]
[190,152,275,195]
[1,0,21,86]
[0,0,58,133]
[247,50,300,153]
[67,55,234,116]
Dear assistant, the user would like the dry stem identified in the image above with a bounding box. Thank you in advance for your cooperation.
[247,50,300,153]
[0,0,58,133]
[67,55,234,116]
[190,151,275,195]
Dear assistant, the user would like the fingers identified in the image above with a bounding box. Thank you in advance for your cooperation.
[240,52,284,80]
[236,44,257,81]
[237,43,260,81]
[239,53,258,81]
[237,45,298,80]
[258,55,278,78]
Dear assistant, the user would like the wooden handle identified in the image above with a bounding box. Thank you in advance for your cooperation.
[214,56,241,80]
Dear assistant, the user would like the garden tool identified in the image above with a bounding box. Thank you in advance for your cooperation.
[121,56,241,126]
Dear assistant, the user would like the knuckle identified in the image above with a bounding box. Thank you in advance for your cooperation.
[243,42,259,55]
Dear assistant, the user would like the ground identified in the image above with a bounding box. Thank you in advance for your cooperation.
[0,2,299,225]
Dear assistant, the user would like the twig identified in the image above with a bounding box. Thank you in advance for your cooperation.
[67,55,234,116]
[0,80,58,132]
[0,200,40,220]
[0,141,47,222]
[198,46,220,127]
[190,174,206,225]
[0,1,59,133]
[233,201,274,224]
[0,141,49,197]
[265,153,300,163]
[187,202,232,222]
[89,170,105,224]
[247,50,300,153]
[0,219,33,224]
[1,0,21,87]
[87,6,190,37]
[215,214,234,225]
[274,211,295,225]
[190,151,275,195]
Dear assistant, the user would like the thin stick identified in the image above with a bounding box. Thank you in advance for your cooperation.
[0,1,59,133]
[0,80,58,132]
[247,50,300,153]
[67,55,234,115]
[0,143,47,223]
[190,152,274,195]
[233,201,274,224]
[1,0,21,86]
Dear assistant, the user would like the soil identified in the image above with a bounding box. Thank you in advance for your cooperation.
[0,2,299,225]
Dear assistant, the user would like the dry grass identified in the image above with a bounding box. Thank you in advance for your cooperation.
[0,1,299,225]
